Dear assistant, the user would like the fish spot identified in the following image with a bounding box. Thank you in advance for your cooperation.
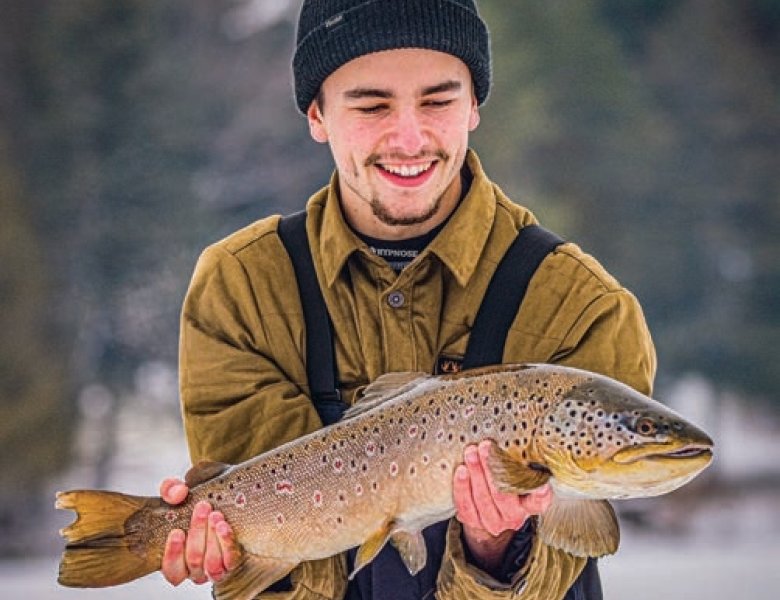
[312,490,323,507]
[275,480,294,496]
[337,490,347,504]
[355,484,364,496]
[165,510,177,524]
[436,429,446,442]
[409,464,417,477]
[390,462,399,477]
[275,514,285,527]
[439,460,449,471]
[408,425,419,438]
[333,458,345,473]
[463,405,476,419]
[234,493,247,508]
[422,454,430,465]
[371,481,379,493]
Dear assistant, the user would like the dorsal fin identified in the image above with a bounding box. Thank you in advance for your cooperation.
[184,460,232,488]
[343,372,430,419]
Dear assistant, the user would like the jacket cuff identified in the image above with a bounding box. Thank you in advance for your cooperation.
[252,556,348,600]
[437,520,588,600]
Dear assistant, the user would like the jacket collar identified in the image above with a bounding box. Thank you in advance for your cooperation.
[316,149,495,288]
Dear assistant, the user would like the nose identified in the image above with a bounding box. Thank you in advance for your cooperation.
[387,107,427,156]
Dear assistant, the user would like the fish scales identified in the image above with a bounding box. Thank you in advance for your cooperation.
[56,363,714,599]
[183,366,566,561]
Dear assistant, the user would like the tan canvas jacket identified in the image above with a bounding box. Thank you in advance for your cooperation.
[179,150,656,599]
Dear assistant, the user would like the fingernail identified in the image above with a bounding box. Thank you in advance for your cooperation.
[216,521,231,536]
[455,465,469,480]
[169,529,185,545]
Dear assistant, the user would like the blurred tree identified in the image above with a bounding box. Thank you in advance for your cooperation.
[475,0,779,402]
[0,0,74,556]
[632,0,780,395]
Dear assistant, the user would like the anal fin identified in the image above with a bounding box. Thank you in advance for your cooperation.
[538,497,619,558]
[213,552,297,600]
[390,530,427,576]
[350,520,394,578]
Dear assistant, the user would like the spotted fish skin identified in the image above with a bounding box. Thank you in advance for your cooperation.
[56,363,714,598]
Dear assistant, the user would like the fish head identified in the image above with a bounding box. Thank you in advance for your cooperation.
[539,372,713,500]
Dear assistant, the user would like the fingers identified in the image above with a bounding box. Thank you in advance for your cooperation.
[160,478,189,505]
[215,516,242,571]
[162,529,188,586]
[185,501,211,584]
[454,441,553,538]
[160,502,238,587]
[521,483,553,515]
[453,463,480,527]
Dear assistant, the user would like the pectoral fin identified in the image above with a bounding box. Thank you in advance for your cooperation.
[213,552,297,600]
[485,444,551,494]
[350,520,394,578]
[538,497,619,558]
[390,530,427,575]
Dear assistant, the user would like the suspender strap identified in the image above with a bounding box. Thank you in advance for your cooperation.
[462,224,564,370]
[277,211,343,414]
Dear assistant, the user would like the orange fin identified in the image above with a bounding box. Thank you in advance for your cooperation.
[538,497,619,558]
[185,460,232,487]
[213,552,297,600]
[349,520,394,578]
[56,489,162,587]
[485,444,551,494]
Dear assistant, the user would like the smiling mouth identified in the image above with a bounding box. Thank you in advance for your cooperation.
[378,162,435,177]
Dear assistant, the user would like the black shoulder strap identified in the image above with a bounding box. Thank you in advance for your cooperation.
[277,211,343,416]
[462,224,564,370]
[278,214,563,421]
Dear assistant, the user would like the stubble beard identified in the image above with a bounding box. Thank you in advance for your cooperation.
[364,149,451,227]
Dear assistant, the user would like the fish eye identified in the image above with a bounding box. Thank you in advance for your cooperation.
[635,417,657,436]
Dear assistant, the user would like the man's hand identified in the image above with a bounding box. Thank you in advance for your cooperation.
[159,478,241,586]
[453,440,553,575]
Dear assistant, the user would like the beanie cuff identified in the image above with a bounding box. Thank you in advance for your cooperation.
[293,0,490,114]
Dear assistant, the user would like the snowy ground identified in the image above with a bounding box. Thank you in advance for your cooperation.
[3,532,779,600]
[8,373,779,599]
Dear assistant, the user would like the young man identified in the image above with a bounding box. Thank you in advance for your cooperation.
[160,1,656,598]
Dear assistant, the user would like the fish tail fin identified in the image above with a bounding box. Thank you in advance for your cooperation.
[56,489,163,588]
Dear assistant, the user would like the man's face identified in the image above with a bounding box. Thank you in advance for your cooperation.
[307,48,480,239]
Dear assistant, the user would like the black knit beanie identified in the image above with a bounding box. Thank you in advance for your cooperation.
[293,0,491,114]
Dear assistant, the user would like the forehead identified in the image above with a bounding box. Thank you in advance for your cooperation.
[321,48,473,96]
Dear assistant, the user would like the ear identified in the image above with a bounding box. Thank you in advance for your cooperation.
[307,100,328,144]
[468,94,480,132]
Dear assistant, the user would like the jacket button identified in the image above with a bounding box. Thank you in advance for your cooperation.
[387,291,405,308]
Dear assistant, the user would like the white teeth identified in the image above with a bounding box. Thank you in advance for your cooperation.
[380,162,433,177]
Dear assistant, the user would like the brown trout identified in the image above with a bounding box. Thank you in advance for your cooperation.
[57,363,713,599]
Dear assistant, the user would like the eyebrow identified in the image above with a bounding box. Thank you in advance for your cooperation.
[343,79,463,101]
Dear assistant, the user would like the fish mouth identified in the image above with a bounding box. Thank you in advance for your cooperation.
[612,443,713,465]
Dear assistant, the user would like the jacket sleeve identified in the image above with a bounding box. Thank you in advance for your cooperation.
[180,243,348,600]
[554,287,657,395]
[437,286,656,600]
[436,521,587,600]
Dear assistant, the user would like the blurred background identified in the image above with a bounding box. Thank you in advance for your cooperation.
[1,0,779,597]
